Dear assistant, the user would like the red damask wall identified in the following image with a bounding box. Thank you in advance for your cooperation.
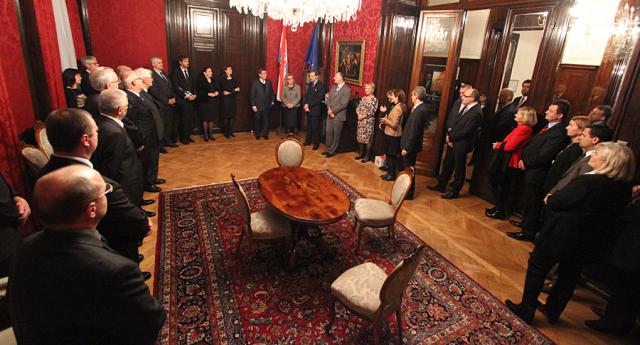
[87,0,168,69]
[66,0,86,58]
[34,0,66,110]
[266,21,315,91]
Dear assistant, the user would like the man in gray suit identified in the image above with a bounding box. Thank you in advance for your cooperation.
[323,72,351,157]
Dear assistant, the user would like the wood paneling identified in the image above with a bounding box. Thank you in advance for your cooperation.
[458,58,480,86]
[553,64,599,115]
[165,0,267,132]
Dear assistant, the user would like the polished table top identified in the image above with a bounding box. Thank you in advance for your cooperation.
[258,167,350,225]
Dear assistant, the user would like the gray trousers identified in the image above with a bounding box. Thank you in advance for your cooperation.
[325,118,344,154]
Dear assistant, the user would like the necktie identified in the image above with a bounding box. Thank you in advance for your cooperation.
[183,70,189,80]
[518,97,526,107]
[540,126,549,133]
[458,106,467,117]
[160,71,167,81]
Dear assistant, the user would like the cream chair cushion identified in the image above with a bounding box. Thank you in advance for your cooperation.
[37,128,53,159]
[331,262,387,318]
[250,207,291,240]
[277,140,303,167]
[0,328,16,345]
[21,146,49,170]
[354,198,395,227]
[391,174,411,208]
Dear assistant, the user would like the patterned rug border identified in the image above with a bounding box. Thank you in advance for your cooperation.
[154,169,554,344]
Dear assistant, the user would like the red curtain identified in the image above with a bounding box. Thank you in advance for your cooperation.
[33,0,66,110]
[65,0,86,59]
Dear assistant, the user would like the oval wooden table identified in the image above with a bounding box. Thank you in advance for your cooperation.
[258,167,351,265]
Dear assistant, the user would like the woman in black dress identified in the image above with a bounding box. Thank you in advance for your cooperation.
[62,68,86,108]
[196,66,220,141]
[219,66,240,138]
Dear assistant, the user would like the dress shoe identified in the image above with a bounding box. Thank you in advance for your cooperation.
[159,146,168,153]
[485,209,506,220]
[142,271,152,281]
[203,136,209,142]
[354,154,364,160]
[144,210,156,217]
[506,231,535,242]
[326,152,336,158]
[312,145,319,150]
[441,191,459,199]
[303,142,311,146]
[263,136,269,140]
[188,137,195,143]
[541,281,554,294]
[427,184,446,193]
[379,165,389,171]
[137,254,144,263]
[154,178,166,185]
[144,185,161,193]
[485,207,496,213]
[360,158,369,163]
[230,133,236,137]
[179,139,190,145]
[210,135,215,141]
[321,151,329,155]
[538,304,559,324]
[224,134,230,138]
[584,319,631,335]
[509,219,523,228]
[166,142,178,148]
[404,193,414,200]
[505,299,535,324]
[255,136,260,140]
[380,174,396,181]
[591,305,605,317]
[141,199,155,206]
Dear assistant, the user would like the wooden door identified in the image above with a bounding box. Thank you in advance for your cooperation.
[166,0,266,132]
[409,10,464,176]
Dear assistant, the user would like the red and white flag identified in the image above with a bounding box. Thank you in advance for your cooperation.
[276,26,288,101]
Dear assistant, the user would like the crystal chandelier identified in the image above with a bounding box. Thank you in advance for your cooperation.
[229,0,361,31]
[611,1,640,57]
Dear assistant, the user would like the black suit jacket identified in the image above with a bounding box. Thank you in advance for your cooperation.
[448,103,483,153]
[542,142,583,194]
[80,69,95,98]
[535,175,630,262]
[513,95,530,108]
[125,90,160,148]
[9,229,165,345]
[0,173,20,265]
[304,80,326,117]
[171,68,195,104]
[84,92,100,118]
[401,103,431,154]
[149,69,176,108]
[39,156,148,246]
[250,79,275,111]
[491,102,518,141]
[91,115,144,203]
[445,99,463,130]
[521,123,570,184]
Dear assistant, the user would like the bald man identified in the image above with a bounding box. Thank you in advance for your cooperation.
[9,165,165,345]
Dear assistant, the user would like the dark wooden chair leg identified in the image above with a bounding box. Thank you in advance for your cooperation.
[355,222,364,254]
[373,318,382,345]
[396,309,403,344]
[325,298,336,335]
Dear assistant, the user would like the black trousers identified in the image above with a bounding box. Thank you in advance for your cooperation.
[437,147,468,193]
[521,247,583,318]
[254,110,270,138]
[521,173,545,235]
[141,145,159,187]
[162,105,178,143]
[177,101,194,141]
[401,150,418,197]
[490,167,520,213]
[305,114,323,145]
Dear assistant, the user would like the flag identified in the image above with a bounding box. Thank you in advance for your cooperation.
[276,26,288,101]
[304,23,319,71]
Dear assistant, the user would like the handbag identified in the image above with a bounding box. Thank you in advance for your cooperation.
[488,142,512,174]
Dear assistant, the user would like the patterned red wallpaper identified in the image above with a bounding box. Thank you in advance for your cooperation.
[65,0,86,59]
[266,21,315,91]
[34,0,66,110]
[88,0,168,69]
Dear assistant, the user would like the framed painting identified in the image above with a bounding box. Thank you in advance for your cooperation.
[335,40,365,86]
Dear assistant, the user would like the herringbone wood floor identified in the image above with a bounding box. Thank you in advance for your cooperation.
[140,131,636,345]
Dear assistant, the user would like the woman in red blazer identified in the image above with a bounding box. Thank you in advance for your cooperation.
[485,107,537,219]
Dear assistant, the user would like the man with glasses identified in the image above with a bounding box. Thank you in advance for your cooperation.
[85,66,120,118]
[9,165,165,345]
[39,108,152,280]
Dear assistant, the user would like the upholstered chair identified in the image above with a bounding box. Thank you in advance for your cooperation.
[326,244,426,344]
[353,169,413,253]
[21,143,49,188]
[275,138,304,167]
[34,122,53,159]
[231,174,292,255]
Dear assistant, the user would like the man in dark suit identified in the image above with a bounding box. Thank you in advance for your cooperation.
[513,79,531,108]
[39,108,152,279]
[85,66,120,118]
[507,99,571,241]
[249,68,275,140]
[91,89,145,208]
[587,104,612,126]
[324,72,351,157]
[149,56,178,147]
[400,86,432,200]
[9,165,165,345]
[303,70,326,150]
[0,173,30,278]
[123,70,163,194]
[491,88,518,142]
[444,84,472,131]
[171,55,197,144]
[79,55,99,97]
[429,88,483,199]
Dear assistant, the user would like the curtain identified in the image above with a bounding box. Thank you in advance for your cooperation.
[65,0,86,59]
[52,0,77,70]
[34,0,66,110]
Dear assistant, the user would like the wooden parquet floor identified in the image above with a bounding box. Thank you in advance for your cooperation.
[140,131,637,345]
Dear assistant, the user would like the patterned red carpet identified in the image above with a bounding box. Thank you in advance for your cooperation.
[155,170,552,344]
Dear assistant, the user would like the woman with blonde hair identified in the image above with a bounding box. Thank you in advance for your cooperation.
[354,82,378,162]
[485,107,537,219]
[507,141,635,325]
[378,89,406,180]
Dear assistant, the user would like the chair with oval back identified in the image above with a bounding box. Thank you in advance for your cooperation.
[34,121,53,159]
[275,138,304,167]
[231,174,292,256]
[326,244,426,344]
[353,168,413,253]
[20,143,49,188]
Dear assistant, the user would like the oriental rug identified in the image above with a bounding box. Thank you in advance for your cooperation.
[155,170,552,344]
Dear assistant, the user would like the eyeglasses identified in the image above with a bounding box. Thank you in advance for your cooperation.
[462,95,473,98]
[96,183,113,200]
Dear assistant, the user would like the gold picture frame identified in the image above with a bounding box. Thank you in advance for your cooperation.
[335,40,365,86]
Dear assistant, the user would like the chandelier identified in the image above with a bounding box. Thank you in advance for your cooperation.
[229,0,361,31]
[611,1,640,57]
[425,18,449,51]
